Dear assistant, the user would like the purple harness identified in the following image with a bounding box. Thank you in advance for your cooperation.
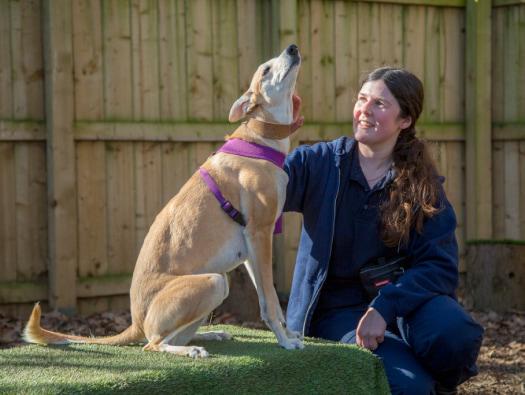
[199,138,285,234]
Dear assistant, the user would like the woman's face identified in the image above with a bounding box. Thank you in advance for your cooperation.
[353,79,411,151]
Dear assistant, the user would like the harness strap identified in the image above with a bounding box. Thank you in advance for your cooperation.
[199,138,286,234]
[198,167,246,226]
[217,138,286,167]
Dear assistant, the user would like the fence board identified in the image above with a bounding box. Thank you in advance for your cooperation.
[503,8,520,122]
[357,2,380,80]
[73,0,103,120]
[77,142,108,277]
[493,141,505,238]
[504,142,520,238]
[442,7,464,122]
[103,0,132,119]
[334,1,357,122]
[11,0,44,120]
[296,0,313,120]
[379,4,403,66]
[158,0,187,120]
[212,0,239,120]
[236,0,258,94]
[492,7,505,123]
[135,142,163,254]
[444,142,466,269]
[161,142,190,204]
[311,0,335,121]
[282,212,302,293]
[131,0,160,120]
[0,2,13,118]
[187,0,214,121]
[403,5,426,78]
[423,6,442,122]
[15,143,47,281]
[107,142,136,274]
[0,143,17,282]
[511,4,525,121]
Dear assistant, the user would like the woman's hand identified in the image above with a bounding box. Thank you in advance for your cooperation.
[356,307,387,351]
[291,94,304,133]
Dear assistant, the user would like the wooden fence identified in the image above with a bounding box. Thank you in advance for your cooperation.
[0,0,524,315]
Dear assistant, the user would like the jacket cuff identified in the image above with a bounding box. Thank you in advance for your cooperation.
[369,295,397,326]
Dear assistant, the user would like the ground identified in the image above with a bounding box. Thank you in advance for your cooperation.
[1,309,523,394]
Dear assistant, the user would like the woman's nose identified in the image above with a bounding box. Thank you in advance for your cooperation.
[360,100,372,115]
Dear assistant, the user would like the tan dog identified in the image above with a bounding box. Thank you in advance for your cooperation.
[24,45,303,358]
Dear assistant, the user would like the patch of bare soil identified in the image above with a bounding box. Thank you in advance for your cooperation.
[1,309,523,393]
[458,311,525,394]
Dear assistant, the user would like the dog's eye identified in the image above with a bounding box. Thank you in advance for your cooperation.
[262,66,271,76]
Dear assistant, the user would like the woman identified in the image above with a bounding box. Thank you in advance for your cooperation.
[284,67,483,394]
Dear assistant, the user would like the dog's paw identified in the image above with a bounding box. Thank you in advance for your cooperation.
[285,328,304,340]
[280,338,304,350]
[187,346,209,359]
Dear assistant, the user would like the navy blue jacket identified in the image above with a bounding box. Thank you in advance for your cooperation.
[283,136,459,335]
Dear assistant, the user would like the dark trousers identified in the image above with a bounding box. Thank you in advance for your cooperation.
[310,295,484,395]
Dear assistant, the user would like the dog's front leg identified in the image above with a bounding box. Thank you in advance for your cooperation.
[244,229,304,350]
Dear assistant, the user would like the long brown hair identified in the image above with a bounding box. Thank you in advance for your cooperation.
[363,67,442,248]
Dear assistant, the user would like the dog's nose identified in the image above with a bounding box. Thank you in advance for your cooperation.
[287,44,298,56]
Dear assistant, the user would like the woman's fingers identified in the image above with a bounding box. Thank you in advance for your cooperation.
[357,333,379,351]
[292,94,302,122]
[291,116,304,133]
[356,307,387,351]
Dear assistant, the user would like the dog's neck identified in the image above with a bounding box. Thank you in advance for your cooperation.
[245,118,292,139]
[250,101,293,125]
[228,120,291,155]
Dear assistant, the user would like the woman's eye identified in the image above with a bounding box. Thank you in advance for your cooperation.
[376,100,385,107]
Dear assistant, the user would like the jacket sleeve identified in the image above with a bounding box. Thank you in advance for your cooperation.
[282,145,311,213]
[370,198,459,325]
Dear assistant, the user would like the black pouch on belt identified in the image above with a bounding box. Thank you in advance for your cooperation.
[359,256,407,300]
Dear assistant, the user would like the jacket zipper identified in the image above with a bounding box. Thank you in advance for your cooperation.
[302,166,341,336]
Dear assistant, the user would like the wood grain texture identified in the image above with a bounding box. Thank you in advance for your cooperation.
[77,142,108,277]
[73,0,103,120]
[0,143,17,282]
[0,2,13,118]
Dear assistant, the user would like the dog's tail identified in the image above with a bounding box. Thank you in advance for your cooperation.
[23,302,143,346]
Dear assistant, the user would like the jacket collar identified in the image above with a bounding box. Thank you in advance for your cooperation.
[333,136,397,191]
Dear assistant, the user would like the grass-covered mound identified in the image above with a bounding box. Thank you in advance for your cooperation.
[0,325,389,394]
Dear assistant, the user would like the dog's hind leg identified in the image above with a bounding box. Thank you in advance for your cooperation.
[142,273,229,358]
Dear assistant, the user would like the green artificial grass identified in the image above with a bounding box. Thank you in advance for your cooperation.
[0,325,389,395]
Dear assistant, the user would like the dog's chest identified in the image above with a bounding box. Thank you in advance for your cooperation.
[198,230,248,274]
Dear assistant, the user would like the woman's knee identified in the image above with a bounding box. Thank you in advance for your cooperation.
[407,296,484,369]
[375,335,435,395]
[388,372,434,395]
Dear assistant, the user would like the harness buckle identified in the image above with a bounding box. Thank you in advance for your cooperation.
[221,201,246,226]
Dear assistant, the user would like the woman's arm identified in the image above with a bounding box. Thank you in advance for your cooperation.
[370,198,459,325]
[283,146,311,213]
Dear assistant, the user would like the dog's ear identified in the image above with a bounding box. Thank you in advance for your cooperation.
[229,92,252,122]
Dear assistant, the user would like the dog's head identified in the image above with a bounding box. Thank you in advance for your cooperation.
[229,44,301,125]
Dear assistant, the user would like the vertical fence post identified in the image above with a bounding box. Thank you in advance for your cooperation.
[273,0,298,296]
[465,0,492,240]
[43,0,77,313]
